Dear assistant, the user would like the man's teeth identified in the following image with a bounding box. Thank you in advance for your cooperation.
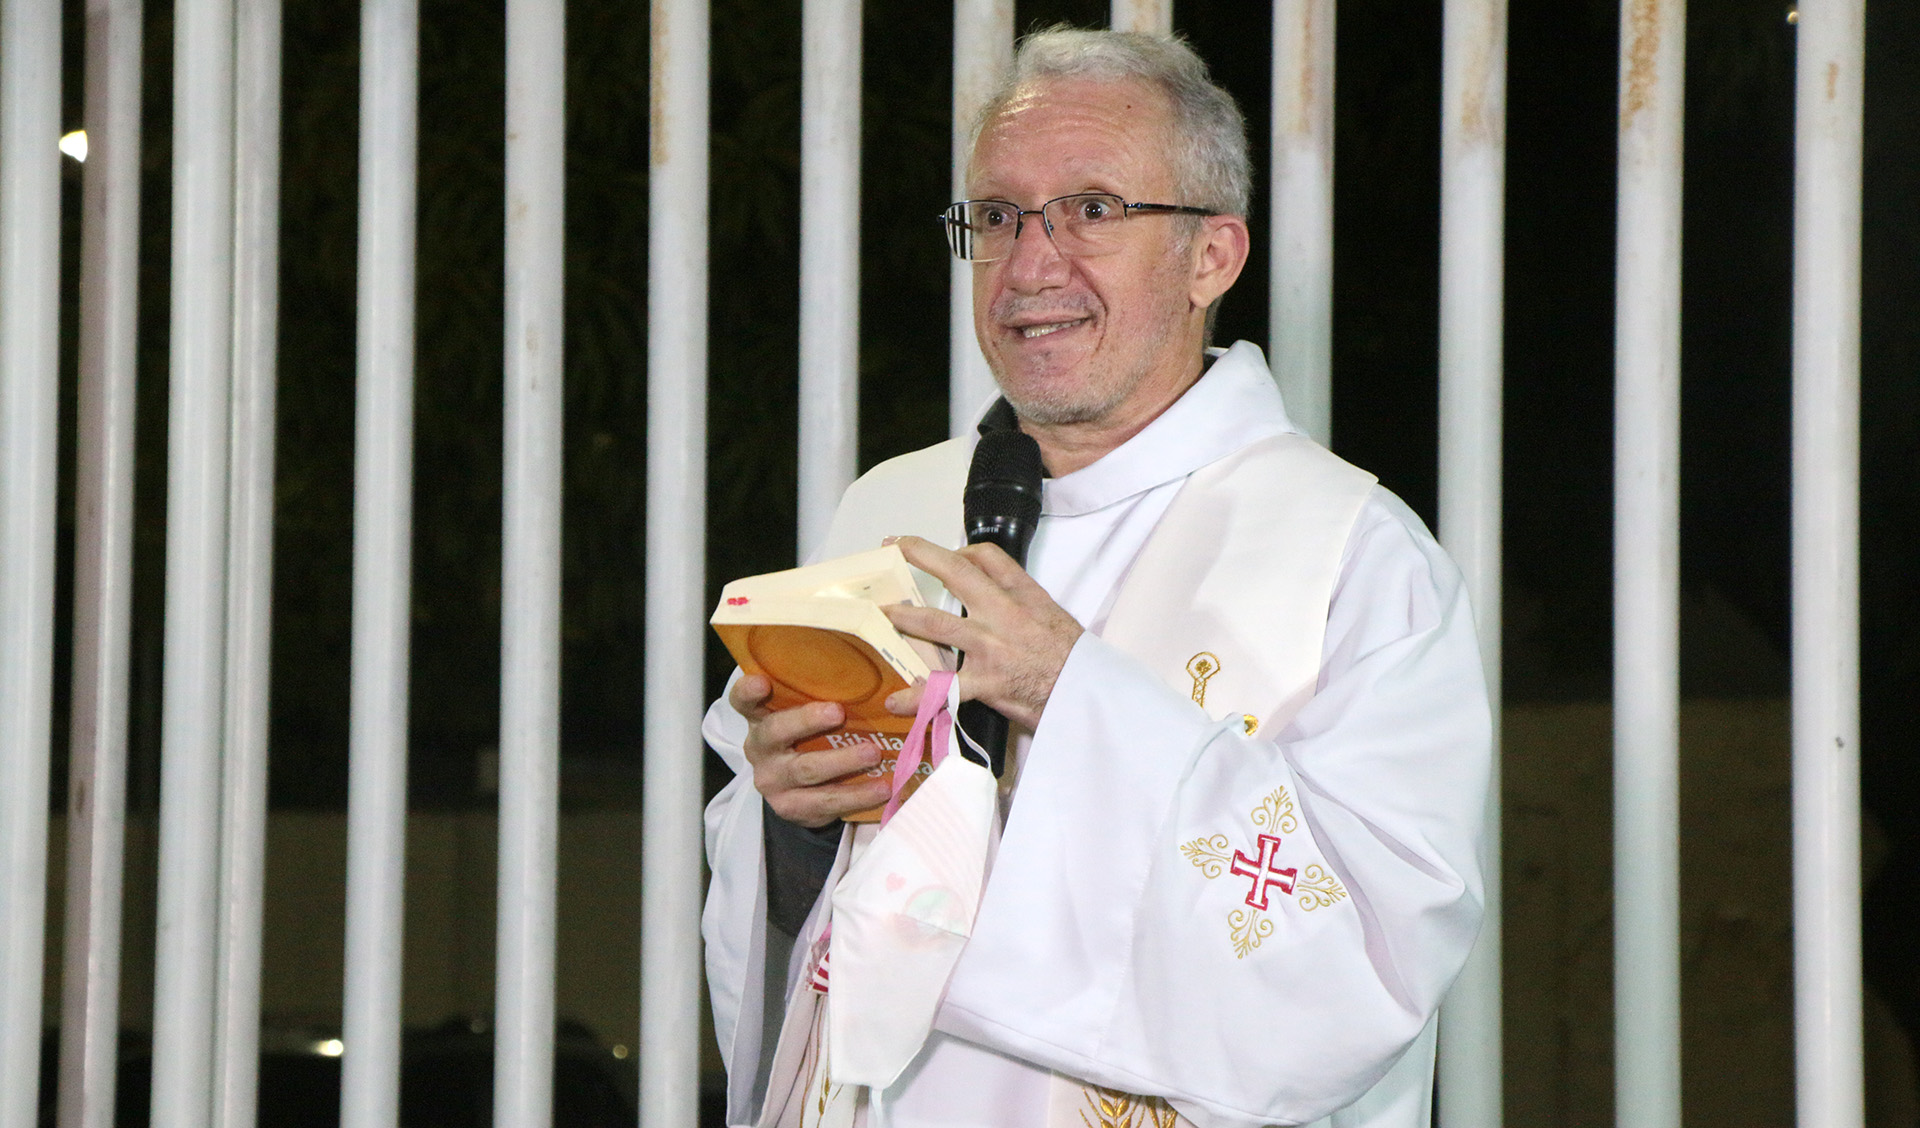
[1020,319,1084,339]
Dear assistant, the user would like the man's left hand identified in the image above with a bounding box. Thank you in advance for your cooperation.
[881,535,1083,731]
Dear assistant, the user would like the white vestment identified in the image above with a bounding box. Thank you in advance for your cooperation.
[703,341,1492,1128]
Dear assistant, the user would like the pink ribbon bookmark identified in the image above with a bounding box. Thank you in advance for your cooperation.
[880,670,956,825]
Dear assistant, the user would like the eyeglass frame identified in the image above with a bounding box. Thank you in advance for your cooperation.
[938,193,1219,262]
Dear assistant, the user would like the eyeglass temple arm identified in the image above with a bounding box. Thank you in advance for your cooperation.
[1125,202,1218,217]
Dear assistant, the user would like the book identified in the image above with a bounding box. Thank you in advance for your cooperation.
[711,545,950,822]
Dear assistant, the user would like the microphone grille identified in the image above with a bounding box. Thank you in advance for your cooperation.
[964,429,1044,556]
[967,430,1043,492]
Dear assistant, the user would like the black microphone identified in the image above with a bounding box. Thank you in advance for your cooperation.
[957,427,1044,776]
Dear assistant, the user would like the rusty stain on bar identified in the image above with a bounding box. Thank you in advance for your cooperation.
[1458,2,1504,145]
[650,0,668,167]
[1295,10,1316,135]
[1622,0,1662,128]
[1282,1,1328,138]
[1278,2,1319,138]
[1462,47,1487,138]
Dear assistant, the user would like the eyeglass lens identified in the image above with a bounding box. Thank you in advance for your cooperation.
[945,194,1133,262]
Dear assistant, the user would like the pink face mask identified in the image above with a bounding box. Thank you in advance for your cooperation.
[828,669,998,1091]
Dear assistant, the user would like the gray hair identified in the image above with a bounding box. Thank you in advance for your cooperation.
[971,26,1252,220]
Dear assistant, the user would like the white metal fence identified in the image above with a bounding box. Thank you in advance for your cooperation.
[0,1,1868,1127]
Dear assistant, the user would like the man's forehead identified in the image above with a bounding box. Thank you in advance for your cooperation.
[1001,73,1161,112]
[968,76,1176,193]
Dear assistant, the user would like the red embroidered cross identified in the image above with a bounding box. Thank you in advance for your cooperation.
[1230,834,1298,910]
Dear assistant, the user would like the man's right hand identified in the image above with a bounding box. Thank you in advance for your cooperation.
[732,673,897,828]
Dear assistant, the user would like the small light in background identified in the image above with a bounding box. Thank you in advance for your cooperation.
[1787,8,1799,23]
[610,1044,629,1060]
[315,1038,345,1057]
[59,130,88,162]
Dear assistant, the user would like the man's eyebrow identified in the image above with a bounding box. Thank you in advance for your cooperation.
[960,183,1129,204]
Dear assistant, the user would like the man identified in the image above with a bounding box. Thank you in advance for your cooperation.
[703,27,1490,1128]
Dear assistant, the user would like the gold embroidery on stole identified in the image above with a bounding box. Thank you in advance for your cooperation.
[1185,653,1220,707]
[1180,786,1350,956]
[1077,1084,1181,1128]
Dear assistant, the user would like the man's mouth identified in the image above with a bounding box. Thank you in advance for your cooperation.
[1016,317,1089,339]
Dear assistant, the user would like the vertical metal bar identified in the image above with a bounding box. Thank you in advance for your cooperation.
[948,0,1012,436]
[340,0,419,1125]
[1612,1,1685,1125]
[1790,3,1865,1126]
[797,0,862,561]
[496,2,565,1127]
[212,1,283,1125]
[56,2,145,1127]
[1270,0,1335,447]
[0,0,63,1122]
[1435,1,1506,1124]
[643,0,709,1118]
[150,0,239,1120]
[1109,0,1172,35]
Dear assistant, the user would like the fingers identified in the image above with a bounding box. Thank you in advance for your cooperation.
[757,737,894,828]
[879,538,1084,729]
[728,673,773,719]
[883,603,973,651]
[884,680,926,716]
[894,537,1054,631]
[777,741,871,786]
[955,540,1033,587]
[892,536,1015,613]
[735,690,898,828]
[743,699,849,769]
[768,765,894,828]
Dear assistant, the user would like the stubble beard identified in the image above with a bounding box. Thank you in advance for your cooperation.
[998,339,1163,427]
[989,267,1190,428]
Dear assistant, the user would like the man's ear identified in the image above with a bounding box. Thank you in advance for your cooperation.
[1190,214,1251,312]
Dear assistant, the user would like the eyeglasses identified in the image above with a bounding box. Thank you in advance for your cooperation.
[938,193,1217,262]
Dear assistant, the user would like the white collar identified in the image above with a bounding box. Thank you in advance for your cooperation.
[1038,340,1299,517]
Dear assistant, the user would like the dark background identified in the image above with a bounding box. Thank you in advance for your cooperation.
[39,0,1919,1116]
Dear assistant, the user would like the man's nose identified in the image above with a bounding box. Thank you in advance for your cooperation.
[1001,214,1069,290]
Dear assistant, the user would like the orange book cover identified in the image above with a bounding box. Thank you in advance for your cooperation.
[711,547,946,822]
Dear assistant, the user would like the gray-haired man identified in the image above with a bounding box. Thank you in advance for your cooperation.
[704,27,1490,1128]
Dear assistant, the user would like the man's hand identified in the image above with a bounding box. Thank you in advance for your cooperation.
[882,535,1083,731]
[731,673,897,828]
